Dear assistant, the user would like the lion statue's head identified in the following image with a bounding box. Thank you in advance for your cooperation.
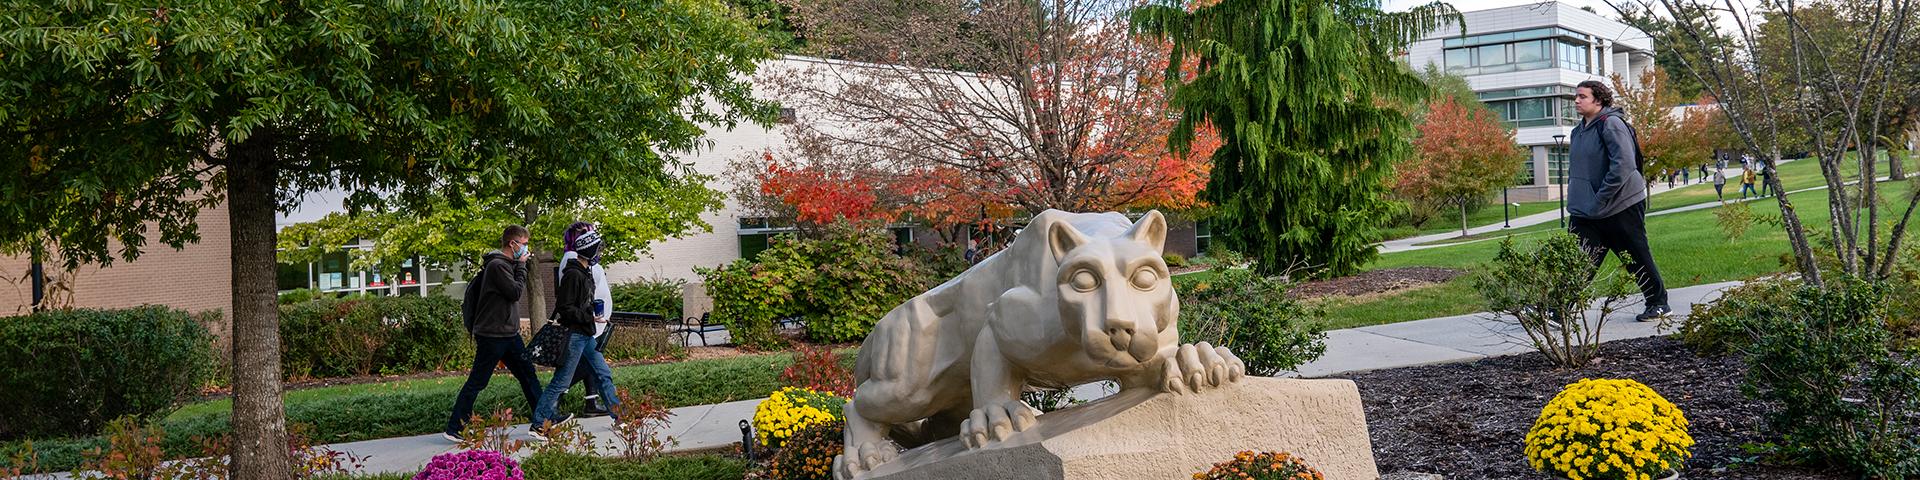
[1047,211,1178,369]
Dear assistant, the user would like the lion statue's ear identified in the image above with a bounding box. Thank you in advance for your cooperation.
[1049,220,1091,260]
[1125,210,1168,252]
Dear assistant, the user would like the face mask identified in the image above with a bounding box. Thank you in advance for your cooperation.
[515,244,529,258]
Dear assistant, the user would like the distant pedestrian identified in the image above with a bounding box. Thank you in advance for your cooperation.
[1740,167,1758,199]
[1680,166,1689,184]
[1759,167,1773,195]
[1713,167,1727,200]
[1698,164,1709,184]
[1568,80,1669,322]
[444,225,544,442]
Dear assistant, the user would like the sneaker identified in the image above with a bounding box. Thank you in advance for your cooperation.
[1636,305,1672,322]
[441,431,462,443]
[526,427,548,442]
[553,412,575,425]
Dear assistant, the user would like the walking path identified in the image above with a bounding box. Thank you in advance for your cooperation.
[1377,179,1696,253]
[274,282,1738,476]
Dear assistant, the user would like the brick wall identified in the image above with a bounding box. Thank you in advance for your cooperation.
[0,200,234,341]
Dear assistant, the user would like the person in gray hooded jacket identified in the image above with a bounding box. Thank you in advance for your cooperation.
[1568,80,1669,321]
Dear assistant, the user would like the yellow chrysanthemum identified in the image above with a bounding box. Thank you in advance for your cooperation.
[1524,379,1693,480]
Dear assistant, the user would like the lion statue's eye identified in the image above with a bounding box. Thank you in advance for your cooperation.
[1130,268,1158,290]
[1070,270,1099,291]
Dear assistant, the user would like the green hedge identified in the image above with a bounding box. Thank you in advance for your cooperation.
[0,307,216,439]
[610,277,686,320]
[280,295,470,379]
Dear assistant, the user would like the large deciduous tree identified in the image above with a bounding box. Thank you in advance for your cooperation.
[739,0,1218,237]
[1132,0,1461,278]
[1398,97,1528,237]
[1613,67,1715,183]
[0,0,774,475]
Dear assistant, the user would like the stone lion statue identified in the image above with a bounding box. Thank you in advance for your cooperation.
[833,210,1246,480]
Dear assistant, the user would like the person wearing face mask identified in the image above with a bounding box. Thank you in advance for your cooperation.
[557,222,617,417]
[443,225,545,442]
[529,222,623,439]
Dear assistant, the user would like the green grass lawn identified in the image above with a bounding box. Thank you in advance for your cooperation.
[1381,200,1561,241]
[1319,178,1917,327]
[1413,153,1918,247]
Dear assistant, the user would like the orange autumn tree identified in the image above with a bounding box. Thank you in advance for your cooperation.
[737,0,1217,243]
[1397,96,1527,237]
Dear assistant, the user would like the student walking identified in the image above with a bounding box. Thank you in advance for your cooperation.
[529,222,622,439]
[1740,167,1758,199]
[559,225,617,418]
[444,226,544,442]
[1567,80,1670,321]
[1713,167,1727,200]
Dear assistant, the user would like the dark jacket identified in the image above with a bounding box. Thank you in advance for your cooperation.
[553,260,596,336]
[470,252,529,338]
[1567,106,1648,219]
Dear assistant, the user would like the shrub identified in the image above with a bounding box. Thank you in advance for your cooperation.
[1177,268,1327,376]
[280,295,469,379]
[1473,234,1635,368]
[519,453,746,480]
[1739,278,1920,478]
[753,420,843,480]
[610,277,686,321]
[456,408,529,455]
[1673,277,1795,355]
[902,242,970,282]
[279,288,319,304]
[1194,451,1324,480]
[414,450,522,480]
[76,417,359,480]
[700,223,933,348]
[1162,253,1189,268]
[800,222,931,343]
[1525,378,1694,480]
[608,388,677,460]
[603,326,681,362]
[778,344,854,397]
[752,387,845,449]
[0,307,216,439]
[698,239,811,350]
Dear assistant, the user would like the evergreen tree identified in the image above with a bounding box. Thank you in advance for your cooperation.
[1132,0,1461,277]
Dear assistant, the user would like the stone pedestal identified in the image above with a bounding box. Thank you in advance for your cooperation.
[865,377,1378,480]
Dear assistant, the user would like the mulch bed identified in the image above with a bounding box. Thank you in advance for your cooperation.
[1342,336,1849,480]
[1289,267,1465,299]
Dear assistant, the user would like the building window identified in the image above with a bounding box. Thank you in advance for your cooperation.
[1194,220,1213,256]
[737,216,798,261]
[1519,155,1537,186]
[1558,41,1590,72]
[1443,27,1592,77]
[1548,146,1570,185]
[1486,96,1578,128]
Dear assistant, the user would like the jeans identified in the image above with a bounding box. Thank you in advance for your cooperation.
[568,328,613,404]
[446,335,545,434]
[1570,202,1669,308]
[533,332,620,427]
[1740,183,1757,199]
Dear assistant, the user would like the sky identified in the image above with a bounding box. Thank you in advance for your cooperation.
[1382,0,1754,36]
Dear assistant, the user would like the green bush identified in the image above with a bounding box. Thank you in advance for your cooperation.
[1175,268,1327,376]
[279,288,318,304]
[1163,253,1189,268]
[520,452,747,480]
[280,295,469,379]
[700,222,933,348]
[611,277,687,320]
[604,325,682,362]
[902,242,970,282]
[1739,278,1920,478]
[1675,277,1795,354]
[800,222,931,343]
[1472,234,1634,368]
[0,307,216,439]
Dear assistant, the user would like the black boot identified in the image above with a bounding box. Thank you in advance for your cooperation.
[583,395,609,417]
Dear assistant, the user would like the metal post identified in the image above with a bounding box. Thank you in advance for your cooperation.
[1503,187,1511,228]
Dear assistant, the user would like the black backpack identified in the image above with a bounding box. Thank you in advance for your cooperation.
[460,260,491,335]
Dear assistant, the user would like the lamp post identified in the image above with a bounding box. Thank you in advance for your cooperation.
[1503,186,1511,228]
[1554,134,1568,229]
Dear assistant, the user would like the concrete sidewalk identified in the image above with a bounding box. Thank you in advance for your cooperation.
[298,282,1737,476]
[1377,178,1696,254]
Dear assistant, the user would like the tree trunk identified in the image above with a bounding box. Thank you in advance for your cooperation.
[1897,124,1916,181]
[523,203,548,325]
[1459,201,1469,238]
[226,142,292,479]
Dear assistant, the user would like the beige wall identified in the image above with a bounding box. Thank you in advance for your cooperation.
[0,201,234,338]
